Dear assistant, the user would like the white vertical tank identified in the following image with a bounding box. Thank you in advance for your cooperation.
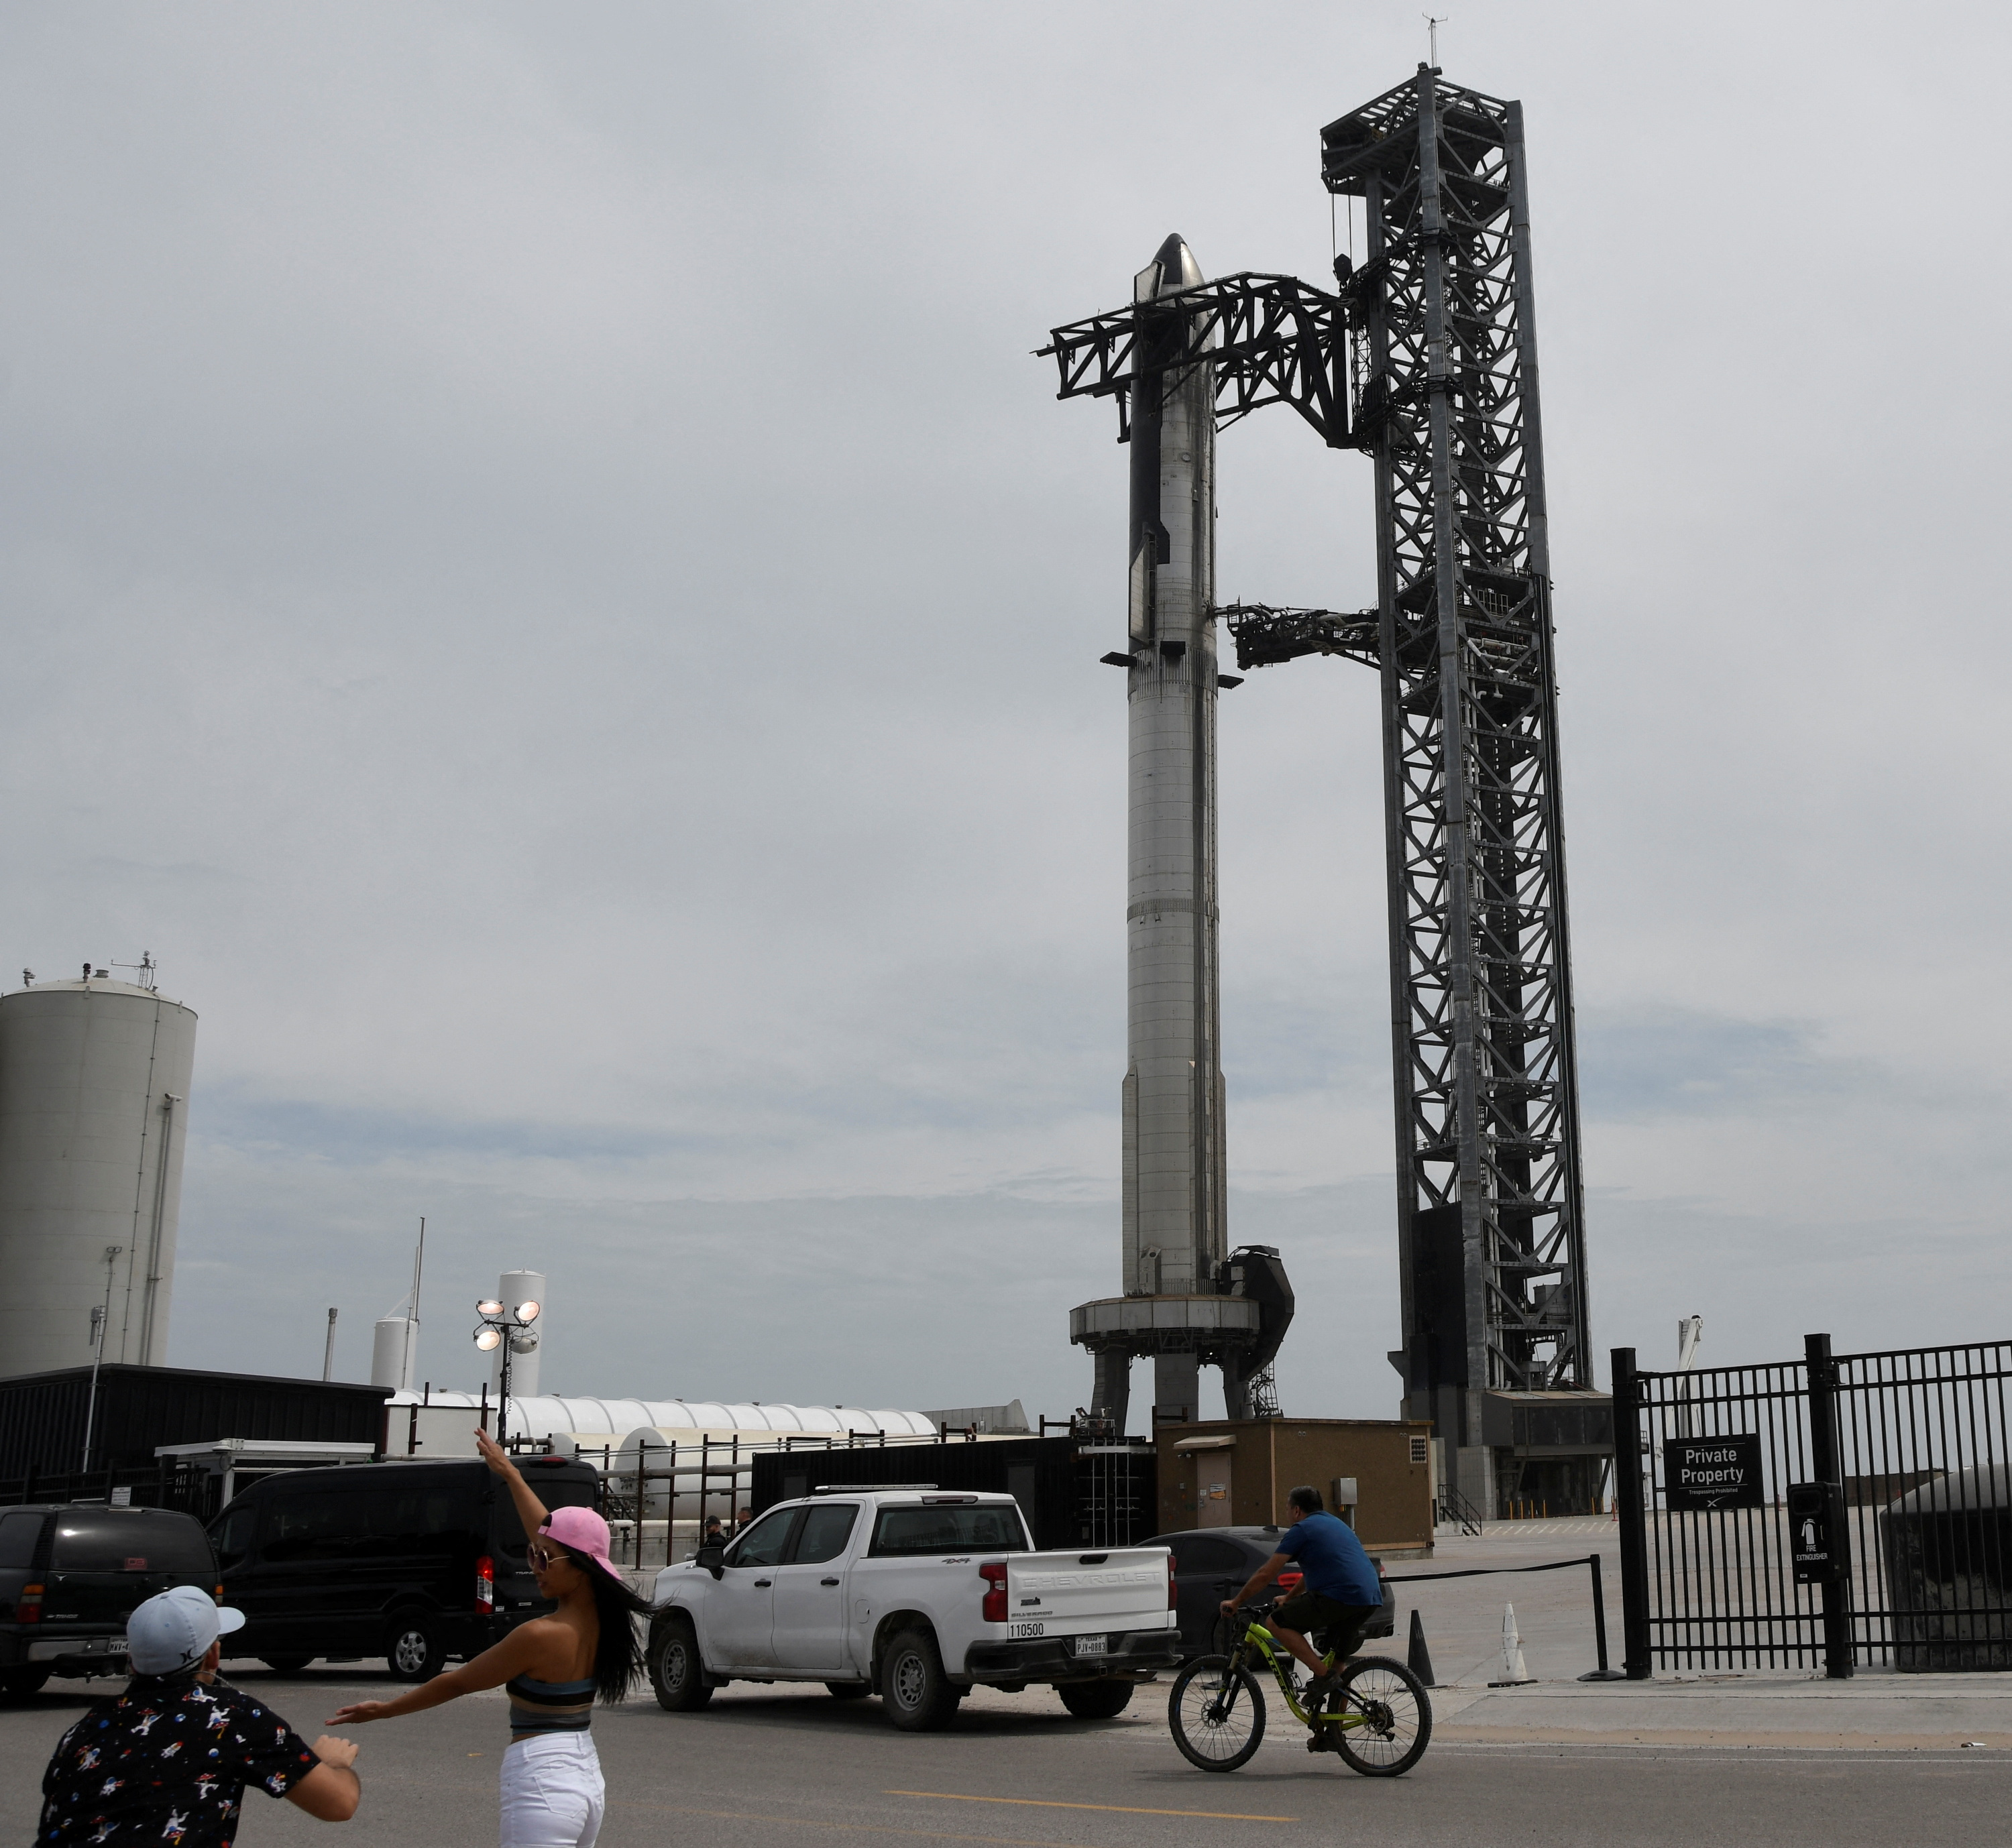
[0,975,199,1380]
[371,1316,418,1393]
[488,1269,545,1401]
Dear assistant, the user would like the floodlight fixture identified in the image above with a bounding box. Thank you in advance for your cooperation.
[477,1298,504,1317]
[475,1326,502,1351]
[514,1300,541,1325]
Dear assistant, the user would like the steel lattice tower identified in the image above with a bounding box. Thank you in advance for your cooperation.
[1325,70,1591,1501]
[1042,66,1594,1512]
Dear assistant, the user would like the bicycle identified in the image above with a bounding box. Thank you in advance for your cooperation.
[1167,1602,1432,1776]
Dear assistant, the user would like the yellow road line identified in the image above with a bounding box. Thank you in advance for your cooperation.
[888,1790,1296,1823]
[613,1798,1096,1845]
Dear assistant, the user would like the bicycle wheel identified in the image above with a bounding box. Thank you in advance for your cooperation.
[1168,1656,1267,1772]
[1331,1655,1431,1776]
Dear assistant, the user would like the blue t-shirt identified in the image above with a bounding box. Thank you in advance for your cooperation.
[1278,1511,1382,1606]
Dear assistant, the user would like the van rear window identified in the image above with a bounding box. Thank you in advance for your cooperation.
[870,1505,1028,1556]
[52,1514,212,1574]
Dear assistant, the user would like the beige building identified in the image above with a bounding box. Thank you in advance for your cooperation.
[1156,1416,1435,1556]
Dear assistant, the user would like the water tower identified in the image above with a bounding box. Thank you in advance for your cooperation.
[0,967,198,1379]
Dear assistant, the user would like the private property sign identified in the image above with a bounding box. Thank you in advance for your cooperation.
[1665,1434,1765,1511]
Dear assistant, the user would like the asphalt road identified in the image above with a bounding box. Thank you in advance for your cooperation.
[5,1666,2009,1848]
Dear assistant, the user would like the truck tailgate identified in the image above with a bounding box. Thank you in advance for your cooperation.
[1005,1550,1171,1635]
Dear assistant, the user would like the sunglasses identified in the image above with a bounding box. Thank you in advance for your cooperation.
[527,1544,573,1572]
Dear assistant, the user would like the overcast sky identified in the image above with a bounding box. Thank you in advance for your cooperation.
[3,3,2007,1424]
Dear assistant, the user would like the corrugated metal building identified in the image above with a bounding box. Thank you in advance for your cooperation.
[0,1365,391,1483]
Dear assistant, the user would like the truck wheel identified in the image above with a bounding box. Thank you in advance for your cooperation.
[881,1627,960,1731]
[1059,1679,1135,1719]
[384,1615,445,1683]
[0,1668,50,1699]
[650,1616,714,1712]
[260,1656,314,1675]
[825,1681,871,1700]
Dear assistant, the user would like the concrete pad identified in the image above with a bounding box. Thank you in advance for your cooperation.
[1424,1668,2012,1750]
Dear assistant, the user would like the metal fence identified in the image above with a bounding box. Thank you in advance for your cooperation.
[1614,1334,2012,1676]
[0,1460,219,1521]
[577,1432,900,1570]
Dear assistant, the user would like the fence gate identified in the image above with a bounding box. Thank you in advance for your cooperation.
[1614,1334,2012,1677]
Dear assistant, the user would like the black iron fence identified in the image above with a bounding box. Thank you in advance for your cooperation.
[0,1460,221,1521]
[1614,1334,2012,1677]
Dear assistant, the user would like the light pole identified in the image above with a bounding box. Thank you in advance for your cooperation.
[81,1245,124,1472]
[472,1293,541,1450]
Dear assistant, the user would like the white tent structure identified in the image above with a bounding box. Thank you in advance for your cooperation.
[382,1390,936,1458]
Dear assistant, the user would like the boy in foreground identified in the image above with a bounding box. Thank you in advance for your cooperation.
[39,1584,362,1845]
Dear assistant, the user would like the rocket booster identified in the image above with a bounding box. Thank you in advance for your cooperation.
[1121,234,1225,1418]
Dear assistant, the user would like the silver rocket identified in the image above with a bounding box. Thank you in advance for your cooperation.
[1097,234,1229,1428]
[1057,241,1300,1436]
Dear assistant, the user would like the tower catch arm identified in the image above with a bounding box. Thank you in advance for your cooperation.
[1038,274,1352,447]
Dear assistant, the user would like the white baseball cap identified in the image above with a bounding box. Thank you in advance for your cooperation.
[125,1584,247,1676]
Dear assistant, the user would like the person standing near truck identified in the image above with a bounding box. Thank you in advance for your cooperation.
[329,1430,651,1848]
[39,1584,362,1844]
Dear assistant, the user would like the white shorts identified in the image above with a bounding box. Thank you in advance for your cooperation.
[500,1730,606,1848]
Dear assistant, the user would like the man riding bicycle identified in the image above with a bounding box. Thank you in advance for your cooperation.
[1220,1485,1384,1706]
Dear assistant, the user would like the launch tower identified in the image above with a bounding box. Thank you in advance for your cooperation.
[1044,67,1601,1514]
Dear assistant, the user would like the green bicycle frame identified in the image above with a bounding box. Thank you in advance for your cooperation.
[1230,1619,1365,1733]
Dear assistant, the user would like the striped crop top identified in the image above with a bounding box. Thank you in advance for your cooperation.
[506,1674,597,1739]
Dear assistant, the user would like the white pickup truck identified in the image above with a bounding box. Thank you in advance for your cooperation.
[644,1487,1179,1729]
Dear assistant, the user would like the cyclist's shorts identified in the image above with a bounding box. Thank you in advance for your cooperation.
[1272,1592,1379,1658]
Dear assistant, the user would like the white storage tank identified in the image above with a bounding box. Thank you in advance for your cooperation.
[0,972,199,1380]
[371,1315,419,1393]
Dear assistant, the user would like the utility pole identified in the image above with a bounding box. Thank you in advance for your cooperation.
[322,1307,338,1381]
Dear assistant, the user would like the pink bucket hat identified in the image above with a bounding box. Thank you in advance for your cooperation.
[540,1504,621,1584]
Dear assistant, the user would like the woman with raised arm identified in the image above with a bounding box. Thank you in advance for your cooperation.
[329,1428,652,1848]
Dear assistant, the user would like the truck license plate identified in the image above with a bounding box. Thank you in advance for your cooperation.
[1072,1633,1109,1658]
[1009,1621,1045,1638]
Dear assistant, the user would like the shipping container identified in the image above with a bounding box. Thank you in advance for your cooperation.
[0,1364,390,1486]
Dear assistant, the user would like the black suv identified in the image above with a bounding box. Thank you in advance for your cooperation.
[0,1503,219,1696]
[1151,1525,1396,1662]
[210,1456,601,1680]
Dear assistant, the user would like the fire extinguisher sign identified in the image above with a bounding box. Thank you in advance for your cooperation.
[1787,1482,1844,1584]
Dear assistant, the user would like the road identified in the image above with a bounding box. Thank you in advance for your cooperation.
[5,1665,2009,1847]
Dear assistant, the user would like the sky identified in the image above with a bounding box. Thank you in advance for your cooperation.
[1,3,2007,1424]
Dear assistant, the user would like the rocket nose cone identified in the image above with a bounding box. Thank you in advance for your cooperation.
[1135,233,1205,302]
[1154,233,1204,290]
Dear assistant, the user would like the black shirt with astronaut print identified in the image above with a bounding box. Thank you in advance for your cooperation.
[40,1676,320,1847]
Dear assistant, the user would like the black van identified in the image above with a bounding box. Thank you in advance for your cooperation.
[209,1456,601,1680]
[0,1503,219,1696]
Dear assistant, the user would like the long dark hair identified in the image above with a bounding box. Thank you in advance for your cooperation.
[579,1559,654,1702]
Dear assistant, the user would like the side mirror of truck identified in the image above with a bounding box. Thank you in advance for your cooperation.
[695,1542,725,1580]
